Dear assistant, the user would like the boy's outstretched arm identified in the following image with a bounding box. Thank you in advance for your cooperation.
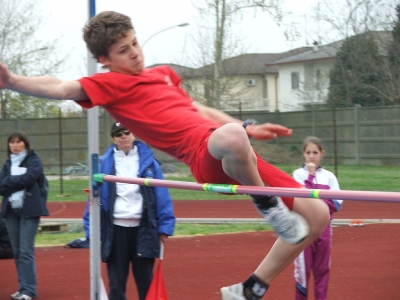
[192,100,242,125]
[192,100,292,140]
[0,62,87,101]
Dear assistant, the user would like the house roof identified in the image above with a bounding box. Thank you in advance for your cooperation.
[189,47,312,77]
[269,30,392,66]
[147,63,197,78]
[148,31,393,78]
[151,47,312,79]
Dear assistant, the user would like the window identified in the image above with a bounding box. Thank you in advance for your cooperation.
[316,69,321,90]
[291,72,299,90]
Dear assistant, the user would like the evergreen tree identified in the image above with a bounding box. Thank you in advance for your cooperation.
[387,5,400,105]
[328,33,390,108]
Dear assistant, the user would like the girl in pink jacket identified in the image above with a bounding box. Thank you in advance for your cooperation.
[293,136,343,300]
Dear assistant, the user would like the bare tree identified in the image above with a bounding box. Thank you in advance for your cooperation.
[298,0,397,44]
[189,0,282,108]
[0,0,66,118]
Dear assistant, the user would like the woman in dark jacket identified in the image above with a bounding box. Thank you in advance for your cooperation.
[0,132,49,300]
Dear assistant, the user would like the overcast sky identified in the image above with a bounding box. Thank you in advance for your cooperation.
[34,0,324,80]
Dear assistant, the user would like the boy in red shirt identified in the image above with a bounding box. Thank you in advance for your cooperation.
[0,11,329,300]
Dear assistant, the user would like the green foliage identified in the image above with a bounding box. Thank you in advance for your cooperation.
[275,164,400,192]
[323,165,400,192]
[0,0,66,118]
[35,222,271,247]
[389,5,400,67]
[387,4,400,105]
[174,223,270,236]
[328,33,390,108]
[47,165,400,202]
[47,176,247,202]
[36,232,85,247]
[39,164,399,247]
[48,179,89,202]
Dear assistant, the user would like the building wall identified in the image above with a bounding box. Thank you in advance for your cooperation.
[278,59,335,111]
[278,63,305,111]
[267,73,279,111]
[0,106,399,173]
[182,74,275,110]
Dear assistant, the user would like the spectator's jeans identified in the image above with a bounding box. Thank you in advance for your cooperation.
[5,209,39,298]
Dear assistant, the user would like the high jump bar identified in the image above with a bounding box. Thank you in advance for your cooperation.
[93,174,400,203]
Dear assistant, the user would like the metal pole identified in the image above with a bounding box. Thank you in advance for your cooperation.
[58,108,64,195]
[141,23,189,48]
[87,1,103,300]
[333,99,338,177]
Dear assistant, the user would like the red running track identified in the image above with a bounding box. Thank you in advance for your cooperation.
[42,199,400,220]
[0,200,399,300]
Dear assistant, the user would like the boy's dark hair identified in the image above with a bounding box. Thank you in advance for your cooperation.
[83,11,134,61]
[7,131,31,157]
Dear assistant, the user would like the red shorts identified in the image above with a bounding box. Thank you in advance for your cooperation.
[189,133,301,210]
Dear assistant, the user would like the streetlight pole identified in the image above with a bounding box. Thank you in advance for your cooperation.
[141,22,189,48]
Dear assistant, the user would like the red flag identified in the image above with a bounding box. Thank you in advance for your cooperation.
[146,243,168,300]
[145,259,167,300]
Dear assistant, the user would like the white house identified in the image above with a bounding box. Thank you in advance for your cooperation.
[165,49,311,111]
[268,42,338,111]
[156,31,392,112]
[268,31,392,111]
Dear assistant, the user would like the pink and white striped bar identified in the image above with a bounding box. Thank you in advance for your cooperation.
[98,175,400,203]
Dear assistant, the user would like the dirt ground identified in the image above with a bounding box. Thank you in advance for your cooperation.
[250,140,303,165]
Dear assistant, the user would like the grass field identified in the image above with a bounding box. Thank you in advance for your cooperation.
[36,223,271,247]
[47,164,400,202]
[37,164,399,246]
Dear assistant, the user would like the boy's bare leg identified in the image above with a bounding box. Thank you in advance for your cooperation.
[208,124,329,299]
[207,123,265,186]
[253,197,329,283]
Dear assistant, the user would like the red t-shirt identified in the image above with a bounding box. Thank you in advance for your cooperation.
[77,66,219,165]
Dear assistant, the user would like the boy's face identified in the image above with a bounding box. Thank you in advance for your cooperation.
[99,30,144,75]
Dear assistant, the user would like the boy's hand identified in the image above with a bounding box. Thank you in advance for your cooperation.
[0,62,12,89]
[245,123,293,140]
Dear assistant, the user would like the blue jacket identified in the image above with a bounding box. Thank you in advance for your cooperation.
[100,141,175,262]
[0,150,49,218]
